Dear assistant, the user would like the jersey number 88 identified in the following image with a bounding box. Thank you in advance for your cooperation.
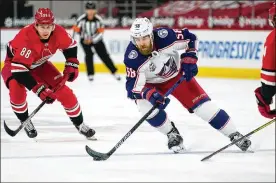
[20,47,32,58]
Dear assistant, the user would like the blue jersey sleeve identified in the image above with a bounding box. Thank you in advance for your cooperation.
[181,28,198,52]
[169,28,198,57]
[153,27,197,53]
[123,42,147,99]
[153,27,177,50]
[124,60,138,99]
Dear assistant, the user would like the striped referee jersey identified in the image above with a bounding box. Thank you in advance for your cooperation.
[72,13,104,44]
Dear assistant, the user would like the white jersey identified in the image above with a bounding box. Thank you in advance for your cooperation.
[124,27,198,99]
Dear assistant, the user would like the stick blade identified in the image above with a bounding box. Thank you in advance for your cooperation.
[201,149,254,161]
[3,120,18,137]
[85,145,110,161]
[201,156,210,162]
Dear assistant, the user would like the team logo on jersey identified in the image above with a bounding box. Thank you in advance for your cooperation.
[149,62,156,72]
[31,55,52,69]
[128,50,138,59]
[156,56,177,78]
[158,29,168,38]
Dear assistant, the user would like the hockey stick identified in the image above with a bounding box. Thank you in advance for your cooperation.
[85,75,186,161]
[201,118,276,161]
[4,75,69,137]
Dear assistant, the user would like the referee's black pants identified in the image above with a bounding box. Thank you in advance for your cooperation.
[80,40,118,76]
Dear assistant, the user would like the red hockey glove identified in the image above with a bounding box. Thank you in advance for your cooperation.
[254,87,276,119]
[63,58,79,82]
[32,83,57,104]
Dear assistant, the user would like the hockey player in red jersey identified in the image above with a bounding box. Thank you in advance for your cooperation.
[1,8,96,139]
[254,3,276,119]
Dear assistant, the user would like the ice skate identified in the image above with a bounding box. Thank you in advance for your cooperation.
[112,73,121,81]
[167,122,185,153]
[75,123,97,140]
[88,75,94,82]
[22,121,37,138]
[229,131,251,151]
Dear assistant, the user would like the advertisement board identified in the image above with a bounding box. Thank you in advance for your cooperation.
[1,28,269,79]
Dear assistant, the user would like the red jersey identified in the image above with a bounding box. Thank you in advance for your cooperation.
[261,29,276,86]
[7,23,77,72]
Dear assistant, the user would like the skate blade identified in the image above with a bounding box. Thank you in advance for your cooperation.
[171,144,186,153]
[244,146,254,153]
[238,144,254,153]
[87,136,97,141]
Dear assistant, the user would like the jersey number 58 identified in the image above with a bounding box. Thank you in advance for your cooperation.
[126,67,136,78]
[173,29,184,40]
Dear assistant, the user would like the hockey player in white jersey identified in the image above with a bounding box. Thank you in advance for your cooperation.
[124,18,252,153]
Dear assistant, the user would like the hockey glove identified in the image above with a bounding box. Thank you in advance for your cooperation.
[63,58,79,82]
[181,52,198,82]
[32,83,57,104]
[142,88,170,109]
[254,87,276,119]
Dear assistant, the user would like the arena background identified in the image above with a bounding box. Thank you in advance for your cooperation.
[0,0,273,79]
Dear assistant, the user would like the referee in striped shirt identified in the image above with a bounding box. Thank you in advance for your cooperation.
[72,1,121,81]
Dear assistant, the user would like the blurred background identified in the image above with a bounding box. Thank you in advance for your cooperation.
[0,0,273,29]
[1,2,275,182]
[0,0,274,79]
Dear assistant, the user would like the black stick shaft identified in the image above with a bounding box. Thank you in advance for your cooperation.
[106,76,186,157]
[4,76,68,137]
[201,118,276,161]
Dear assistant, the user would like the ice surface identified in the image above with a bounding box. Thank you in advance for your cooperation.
[1,73,275,182]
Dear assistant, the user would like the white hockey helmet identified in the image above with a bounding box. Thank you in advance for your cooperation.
[130,18,153,44]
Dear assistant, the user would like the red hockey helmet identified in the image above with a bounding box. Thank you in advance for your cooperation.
[35,8,55,24]
[268,2,276,27]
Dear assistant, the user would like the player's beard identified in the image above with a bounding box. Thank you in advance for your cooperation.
[138,43,153,55]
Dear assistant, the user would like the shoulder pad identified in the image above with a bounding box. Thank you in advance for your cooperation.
[153,27,177,50]
[124,42,149,70]
[54,24,65,32]
[95,14,103,22]
[181,28,197,41]
[53,24,71,39]
[11,25,33,47]
[76,14,86,22]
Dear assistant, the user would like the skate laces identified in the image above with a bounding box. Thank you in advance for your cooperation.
[168,131,177,138]
[231,132,248,146]
[167,129,180,141]
[25,122,34,131]
[79,123,90,133]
